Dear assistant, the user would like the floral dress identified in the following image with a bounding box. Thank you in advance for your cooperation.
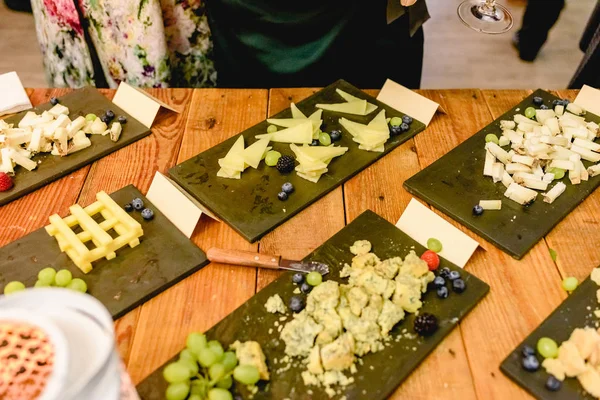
[30,0,217,88]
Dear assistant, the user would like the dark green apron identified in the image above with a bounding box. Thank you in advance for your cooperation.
[207,0,429,88]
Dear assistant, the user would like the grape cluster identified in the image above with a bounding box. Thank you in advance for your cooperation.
[3,267,87,295]
[163,332,262,400]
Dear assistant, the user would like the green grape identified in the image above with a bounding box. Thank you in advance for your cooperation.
[427,238,443,253]
[318,132,331,146]
[163,362,192,383]
[537,337,559,359]
[198,347,220,367]
[186,332,208,355]
[179,349,196,362]
[207,340,224,361]
[66,278,87,293]
[562,277,578,292]
[165,382,190,400]
[85,113,97,122]
[267,125,278,133]
[233,365,260,385]
[264,151,281,167]
[37,267,57,285]
[4,281,25,295]
[34,280,51,288]
[209,363,226,381]
[221,351,238,371]
[179,359,199,376]
[216,375,233,389]
[546,167,565,180]
[306,271,323,287]
[389,117,403,127]
[54,270,72,287]
[190,378,208,396]
[208,388,233,400]
[485,134,499,144]
[524,107,536,119]
[188,395,202,400]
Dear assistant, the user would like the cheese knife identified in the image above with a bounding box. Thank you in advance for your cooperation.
[206,248,329,275]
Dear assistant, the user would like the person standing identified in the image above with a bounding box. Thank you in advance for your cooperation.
[206,0,429,88]
[569,0,600,88]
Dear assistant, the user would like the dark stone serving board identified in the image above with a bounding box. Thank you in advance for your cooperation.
[136,210,489,400]
[501,273,600,399]
[404,89,600,259]
[0,185,208,320]
[169,79,426,243]
[0,87,151,206]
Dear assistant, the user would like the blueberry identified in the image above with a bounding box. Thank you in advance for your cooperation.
[105,110,115,119]
[437,286,449,299]
[521,345,536,357]
[50,97,59,106]
[448,271,461,281]
[473,205,484,216]
[100,115,111,124]
[282,182,294,194]
[124,203,133,212]
[117,115,127,124]
[552,99,561,106]
[545,375,561,391]
[289,296,305,312]
[439,267,451,279]
[452,278,466,293]
[433,276,446,288]
[329,130,342,142]
[560,99,570,106]
[532,96,543,106]
[402,115,413,125]
[292,273,304,285]
[141,208,154,220]
[300,282,312,294]
[540,104,549,110]
[310,139,320,146]
[277,191,288,201]
[131,198,144,210]
[522,355,540,372]
[400,122,410,133]
[389,125,402,136]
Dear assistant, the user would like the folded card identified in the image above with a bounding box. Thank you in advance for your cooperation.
[377,79,444,126]
[574,85,600,117]
[0,72,32,117]
[112,82,181,128]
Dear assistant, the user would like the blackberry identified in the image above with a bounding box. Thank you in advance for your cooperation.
[414,313,438,336]
[276,155,295,174]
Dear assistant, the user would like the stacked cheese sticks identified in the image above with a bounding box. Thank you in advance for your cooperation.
[483,101,599,206]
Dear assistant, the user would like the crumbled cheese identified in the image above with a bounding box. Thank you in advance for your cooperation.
[265,294,287,314]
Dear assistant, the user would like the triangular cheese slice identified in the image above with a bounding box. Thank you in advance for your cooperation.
[358,144,385,152]
[367,110,388,133]
[335,89,378,115]
[297,171,322,183]
[255,120,312,144]
[243,138,270,169]
[217,167,241,179]
[316,100,367,115]
[218,136,245,171]
[267,118,322,134]
[293,145,348,162]
[290,102,306,119]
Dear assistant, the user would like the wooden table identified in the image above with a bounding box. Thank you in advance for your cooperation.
[1,88,596,400]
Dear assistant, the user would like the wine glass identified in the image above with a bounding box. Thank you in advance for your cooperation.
[457,0,514,34]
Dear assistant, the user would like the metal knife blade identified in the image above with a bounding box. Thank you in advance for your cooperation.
[280,259,330,275]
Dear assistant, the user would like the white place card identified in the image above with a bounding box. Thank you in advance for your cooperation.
[112,82,180,128]
[146,172,220,238]
[396,198,480,268]
[574,85,600,117]
[0,72,32,117]
[377,79,444,126]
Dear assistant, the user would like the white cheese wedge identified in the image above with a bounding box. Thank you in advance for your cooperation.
[573,138,600,152]
[255,120,312,144]
[570,145,600,162]
[0,148,14,174]
[566,103,585,115]
[588,164,600,177]
[316,99,369,115]
[68,131,91,154]
[535,109,556,124]
[66,116,86,139]
[27,128,43,153]
[48,103,69,117]
[290,102,306,119]
[44,114,70,138]
[555,104,565,116]
[543,182,566,204]
[514,114,541,126]
[53,127,68,156]
[544,117,560,134]
[90,118,108,135]
[9,148,37,171]
[109,122,122,142]
[242,138,270,169]
[479,200,502,210]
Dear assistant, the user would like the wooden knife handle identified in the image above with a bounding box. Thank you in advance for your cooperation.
[207,248,281,270]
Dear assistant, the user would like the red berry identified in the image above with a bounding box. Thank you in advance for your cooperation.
[421,250,440,271]
[0,172,13,192]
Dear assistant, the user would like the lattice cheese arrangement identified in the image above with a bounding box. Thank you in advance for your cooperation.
[45,191,143,273]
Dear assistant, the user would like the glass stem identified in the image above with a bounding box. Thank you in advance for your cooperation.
[479,0,497,16]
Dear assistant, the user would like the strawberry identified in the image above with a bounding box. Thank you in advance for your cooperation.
[420,250,440,271]
[0,172,13,192]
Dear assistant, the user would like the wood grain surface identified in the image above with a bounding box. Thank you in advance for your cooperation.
[1,88,593,400]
